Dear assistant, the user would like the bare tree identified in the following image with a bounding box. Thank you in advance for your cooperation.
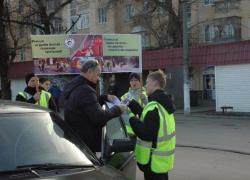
[106,0,183,49]
[106,0,202,49]
[0,0,74,99]
[0,0,11,99]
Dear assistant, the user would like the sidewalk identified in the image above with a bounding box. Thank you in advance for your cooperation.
[175,100,250,119]
[175,100,216,114]
[58,100,250,120]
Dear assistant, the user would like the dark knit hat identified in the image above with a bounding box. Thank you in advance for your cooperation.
[129,72,140,82]
[25,73,35,85]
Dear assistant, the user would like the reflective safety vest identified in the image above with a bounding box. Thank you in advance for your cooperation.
[135,101,176,173]
[121,89,147,135]
[19,90,51,108]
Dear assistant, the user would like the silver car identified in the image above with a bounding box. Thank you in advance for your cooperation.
[0,100,136,180]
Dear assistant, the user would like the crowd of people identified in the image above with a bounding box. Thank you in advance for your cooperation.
[16,59,176,180]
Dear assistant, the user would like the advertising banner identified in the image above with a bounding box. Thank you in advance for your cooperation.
[31,34,142,75]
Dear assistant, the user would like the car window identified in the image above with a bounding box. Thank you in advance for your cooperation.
[0,113,99,171]
[106,116,127,144]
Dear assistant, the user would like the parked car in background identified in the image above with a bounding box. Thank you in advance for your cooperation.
[0,100,135,180]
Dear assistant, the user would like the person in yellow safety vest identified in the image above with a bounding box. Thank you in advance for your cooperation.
[120,72,148,136]
[16,73,57,112]
[39,77,58,113]
[123,70,176,180]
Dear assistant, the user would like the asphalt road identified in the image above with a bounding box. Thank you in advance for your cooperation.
[135,114,250,180]
[58,110,250,179]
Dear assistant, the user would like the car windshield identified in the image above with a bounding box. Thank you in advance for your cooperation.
[0,112,100,171]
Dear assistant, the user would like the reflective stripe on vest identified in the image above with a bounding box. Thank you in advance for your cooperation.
[135,101,176,173]
[19,91,50,108]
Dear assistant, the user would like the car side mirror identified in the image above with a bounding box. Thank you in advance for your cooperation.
[102,137,135,159]
[110,139,135,153]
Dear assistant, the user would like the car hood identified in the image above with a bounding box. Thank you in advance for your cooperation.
[41,165,133,180]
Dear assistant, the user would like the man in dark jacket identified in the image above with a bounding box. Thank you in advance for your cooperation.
[124,70,176,180]
[64,60,126,153]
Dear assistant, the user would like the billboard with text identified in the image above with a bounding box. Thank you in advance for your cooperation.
[31,34,142,75]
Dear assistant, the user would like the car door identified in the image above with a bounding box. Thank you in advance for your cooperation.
[101,104,136,179]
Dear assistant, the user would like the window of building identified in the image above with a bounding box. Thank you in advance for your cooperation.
[249,18,250,37]
[47,0,54,10]
[54,21,62,34]
[204,24,214,42]
[214,17,241,40]
[215,0,239,11]
[71,16,78,33]
[187,3,191,29]
[143,2,148,14]
[54,0,60,9]
[17,0,24,13]
[203,0,214,6]
[19,26,24,38]
[98,8,106,24]
[19,50,25,61]
[124,4,134,22]
[77,13,89,29]
[70,0,76,16]
[158,0,167,15]
[141,32,149,49]
[35,28,44,35]
[78,0,89,11]
[205,75,215,90]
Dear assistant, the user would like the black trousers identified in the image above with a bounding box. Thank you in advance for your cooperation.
[144,172,169,180]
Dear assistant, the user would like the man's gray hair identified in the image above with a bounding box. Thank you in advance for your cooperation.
[81,60,100,73]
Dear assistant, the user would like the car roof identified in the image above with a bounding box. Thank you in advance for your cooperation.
[0,100,52,114]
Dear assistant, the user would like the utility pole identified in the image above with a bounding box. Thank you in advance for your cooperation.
[182,0,191,114]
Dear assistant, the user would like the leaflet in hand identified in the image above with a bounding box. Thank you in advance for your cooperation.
[121,94,131,105]
[106,97,121,109]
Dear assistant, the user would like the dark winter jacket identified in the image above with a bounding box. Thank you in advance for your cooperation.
[128,89,176,173]
[49,85,61,99]
[15,86,57,112]
[63,75,122,153]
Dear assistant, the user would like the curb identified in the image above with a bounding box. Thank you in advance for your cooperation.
[175,112,250,120]
[176,144,250,156]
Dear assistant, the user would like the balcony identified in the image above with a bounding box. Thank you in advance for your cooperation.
[215,0,240,11]
[214,16,242,43]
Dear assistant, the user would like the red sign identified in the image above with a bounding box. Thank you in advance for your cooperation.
[94,37,102,46]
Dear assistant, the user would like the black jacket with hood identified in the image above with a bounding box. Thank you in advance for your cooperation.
[64,75,122,153]
[128,89,176,173]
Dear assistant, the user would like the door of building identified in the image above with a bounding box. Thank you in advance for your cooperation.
[204,74,216,100]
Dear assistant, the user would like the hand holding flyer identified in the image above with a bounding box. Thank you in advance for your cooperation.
[106,97,121,108]
[121,94,132,105]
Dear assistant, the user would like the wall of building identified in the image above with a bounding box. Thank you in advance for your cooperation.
[192,67,204,91]
[215,64,250,112]
[88,1,115,34]
[11,79,26,100]
[191,0,250,45]
[240,1,250,40]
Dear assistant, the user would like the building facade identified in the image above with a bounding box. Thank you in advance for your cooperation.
[6,0,250,111]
